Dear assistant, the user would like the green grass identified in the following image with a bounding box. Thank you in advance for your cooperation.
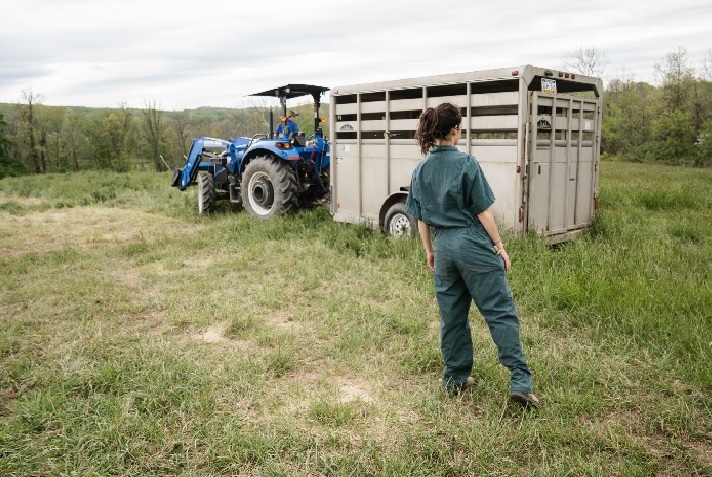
[0,162,710,476]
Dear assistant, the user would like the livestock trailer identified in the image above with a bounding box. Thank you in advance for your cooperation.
[329,65,603,243]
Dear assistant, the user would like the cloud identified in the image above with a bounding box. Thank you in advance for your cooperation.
[1,0,711,109]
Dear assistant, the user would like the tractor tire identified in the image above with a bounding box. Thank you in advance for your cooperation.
[241,156,298,220]
[197,172,216,215]
[384,202,417,238]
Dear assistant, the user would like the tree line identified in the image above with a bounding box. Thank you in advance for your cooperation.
[0,97,310,179]
[602,47,712,166]
[1,48,710,179]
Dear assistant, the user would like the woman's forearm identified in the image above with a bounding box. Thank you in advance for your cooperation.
[477,208,502,247]
[417,220,433,253]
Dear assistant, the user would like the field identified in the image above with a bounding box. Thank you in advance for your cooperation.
[0,162,710,476]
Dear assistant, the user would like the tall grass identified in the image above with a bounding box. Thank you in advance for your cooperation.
[0,163,710,476]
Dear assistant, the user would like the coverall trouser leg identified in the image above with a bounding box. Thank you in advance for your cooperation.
[434,229,533,395]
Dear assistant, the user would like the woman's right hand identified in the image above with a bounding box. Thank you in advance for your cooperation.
[500,249,511,271]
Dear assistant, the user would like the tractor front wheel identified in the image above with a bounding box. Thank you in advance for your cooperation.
[241,156,298,219]
[197,172,216,215]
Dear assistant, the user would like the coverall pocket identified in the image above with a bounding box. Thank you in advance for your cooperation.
[433,243,454,277]
[458,229,503,273]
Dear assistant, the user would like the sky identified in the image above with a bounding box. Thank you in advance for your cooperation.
[1,0,710,111]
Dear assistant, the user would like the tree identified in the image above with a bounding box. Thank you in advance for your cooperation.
[62,111,84,171]
[165,112,190,169]
[92,103,136,172]
[651,47,712,164]
[141,100,167,172]
[654,47,695,112]
[563,46,608,77]
[16,89,45,173]
[602,79,658,161]
[650,110,697,164]
[703,49,712,81]
[38,105,67,172]
[0,112,25,179]
[695,118,712,167]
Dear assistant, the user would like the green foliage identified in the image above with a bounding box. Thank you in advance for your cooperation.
[0,100,331,177]
[602,80,657,161]
[604,47,712,166]
[0,113,26,179]
[695,118,712,166]
[650,110,698,163]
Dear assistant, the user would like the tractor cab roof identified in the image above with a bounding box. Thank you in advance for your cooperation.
[251,84,330,134]
[250,84,330,101]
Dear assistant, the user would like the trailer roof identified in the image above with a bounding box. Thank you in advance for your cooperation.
[330,65,603,97]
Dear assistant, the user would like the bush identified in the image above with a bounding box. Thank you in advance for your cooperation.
[694,118,712,167]
[650,110,697,164]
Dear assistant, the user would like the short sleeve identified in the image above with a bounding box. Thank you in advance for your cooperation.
[462,156,495,215]
[405,169,422,221]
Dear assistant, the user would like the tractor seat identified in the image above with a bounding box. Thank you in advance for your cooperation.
[291,132,307,147]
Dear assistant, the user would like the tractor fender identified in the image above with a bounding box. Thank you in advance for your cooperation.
[241,146,296,173]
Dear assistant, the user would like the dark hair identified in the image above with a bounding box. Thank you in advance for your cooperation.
[414,103,462,155]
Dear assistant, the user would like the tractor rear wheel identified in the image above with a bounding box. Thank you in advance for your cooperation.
[241,156,298,219]
[197,172,216,215]
[384,202,416,238]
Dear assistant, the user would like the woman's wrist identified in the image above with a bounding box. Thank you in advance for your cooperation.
[492,241,505,255]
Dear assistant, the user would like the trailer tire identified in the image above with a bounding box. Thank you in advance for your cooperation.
[197,172,216,215]
[384,202,416,238]
[241,156,298,219]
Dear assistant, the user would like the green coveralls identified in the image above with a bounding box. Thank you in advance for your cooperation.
[405,146,533,394]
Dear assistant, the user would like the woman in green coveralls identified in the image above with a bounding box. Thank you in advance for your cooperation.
[405,102,539,408]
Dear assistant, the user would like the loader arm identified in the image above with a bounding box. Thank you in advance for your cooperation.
[172,137,233,191]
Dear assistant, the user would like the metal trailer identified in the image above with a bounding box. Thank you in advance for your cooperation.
[328,65,603,243]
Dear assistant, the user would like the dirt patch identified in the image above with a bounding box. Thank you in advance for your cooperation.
[337,378,374,404]
[0,206,198,257]
[194,322,229,343]
[0,195,45,207]
[266,310,302,332]
[597,410,712,469]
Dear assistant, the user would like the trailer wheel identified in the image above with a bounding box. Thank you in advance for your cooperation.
[384,202,416,238]
[197,172,216,215]
[241,156,298,219]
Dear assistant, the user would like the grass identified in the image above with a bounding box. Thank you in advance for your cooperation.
[0,162,710,476]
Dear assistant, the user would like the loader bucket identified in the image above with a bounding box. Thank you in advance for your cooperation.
[171,168,182,188]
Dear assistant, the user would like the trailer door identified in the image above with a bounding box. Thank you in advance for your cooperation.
[526,92,600,242]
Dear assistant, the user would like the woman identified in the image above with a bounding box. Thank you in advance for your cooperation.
[405,102,539,407]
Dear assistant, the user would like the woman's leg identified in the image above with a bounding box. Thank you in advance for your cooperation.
[433,231,474,391]
[434,272,474,390]
[462,268,533,394]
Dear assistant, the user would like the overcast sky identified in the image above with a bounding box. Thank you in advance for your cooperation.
[1,0,710,111]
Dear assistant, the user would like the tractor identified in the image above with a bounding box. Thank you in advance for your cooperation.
[171,84,330,219]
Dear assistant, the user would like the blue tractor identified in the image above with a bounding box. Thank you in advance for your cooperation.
[171,84,330,219]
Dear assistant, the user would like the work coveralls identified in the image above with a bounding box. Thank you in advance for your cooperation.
[275,119,299,139]
[405,145,533,395]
